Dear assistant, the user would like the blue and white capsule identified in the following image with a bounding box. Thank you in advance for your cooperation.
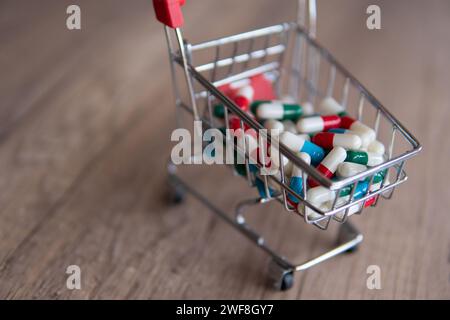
[280,131,325,165]
[288,153,311,204]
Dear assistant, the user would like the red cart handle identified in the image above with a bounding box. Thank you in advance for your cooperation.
[153,0,186,28]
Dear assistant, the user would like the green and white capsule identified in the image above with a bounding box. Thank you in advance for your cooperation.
[254,101,302,121]
[345,150,384,167]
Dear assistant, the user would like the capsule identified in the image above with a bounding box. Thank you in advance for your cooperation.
[263,119,284,136]
[255,178,275,198]
[319,97,347,116]
[254,102,302,121]
[340,116,376,148]
[296,115,341,133]
[280,131,325,165]
[228,115,253,132]
[312,132,362,150]
[232,85,254,112]
[346,150,384,167]
[282,120,298,134]
[337,162,367,178]
[309,146,347,187]
[301,101,315,116]
[288,153,311,204]
[306,186,336,207]
[367,140,385,155]
[339,180,369,199]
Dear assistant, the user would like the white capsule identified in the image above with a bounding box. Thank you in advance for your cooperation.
[307,186,336,205]
[367,140,385,155]
[366,152,384,166]
[281,95,296,104]
[264,119,284,136]
[337,162,367,179]
[332,201,362,219]
[302,101,315,116]
[297,116,324,133]
[319,97,346,115]
[334,134,362,150]
[256,103,285,120]
[282,120,298,134]
[291,152,311,178]
[346,122,376,148]
[297,133,311,141]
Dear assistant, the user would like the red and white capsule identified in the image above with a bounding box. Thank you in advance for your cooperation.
[312,132,362,150]
[340,116,376,148]
[233,85,254,112]
[309,146,347,187]
[296,115,341,133]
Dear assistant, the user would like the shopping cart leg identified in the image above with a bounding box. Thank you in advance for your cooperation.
[167,161,185,205]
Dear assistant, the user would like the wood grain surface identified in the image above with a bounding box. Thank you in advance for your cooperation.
[0,0,449,299]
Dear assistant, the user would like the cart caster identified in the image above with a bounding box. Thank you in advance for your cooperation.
[168,184,185,205]
[268,260,294,291]
[279,271,294,291]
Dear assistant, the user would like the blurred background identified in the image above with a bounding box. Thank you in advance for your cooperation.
[0,0,449,299]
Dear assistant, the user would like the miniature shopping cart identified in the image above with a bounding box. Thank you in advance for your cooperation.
[153,0,422,290]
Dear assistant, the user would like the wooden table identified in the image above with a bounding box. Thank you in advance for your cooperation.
[0,0,449,299]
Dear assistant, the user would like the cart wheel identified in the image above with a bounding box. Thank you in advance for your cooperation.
[168,184,185,205]
[279,271,294,291]
[268,260,294,291]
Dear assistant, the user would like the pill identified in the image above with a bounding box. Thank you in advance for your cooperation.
[296,115,341,133]
[233,128,260,165]
[339,180,369,199]
[309,146,347,187]
[367,140,385,155]
[297,134,311,141]
[288,152,311,204]
[312,132,362,150]
[301,101,315,116]
[280,131,325,165]
[255,102,303,121]
[255,178,275,198]
[282,120,298,134]
[307,186,336,206]
[281,95,296,103]
[228,114,254,132]
[319,97,347,116]
[331,201,362,218]
[263,119,284,136]
[345,150,384,166]
[340,116,376,148]
[367,169,387,184]
[269,147,289,172]
[337,162,367,178]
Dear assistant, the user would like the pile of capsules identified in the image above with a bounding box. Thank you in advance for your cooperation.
[213,74,388,218]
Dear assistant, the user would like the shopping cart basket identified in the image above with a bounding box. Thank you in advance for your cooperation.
[153,0,422,290]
